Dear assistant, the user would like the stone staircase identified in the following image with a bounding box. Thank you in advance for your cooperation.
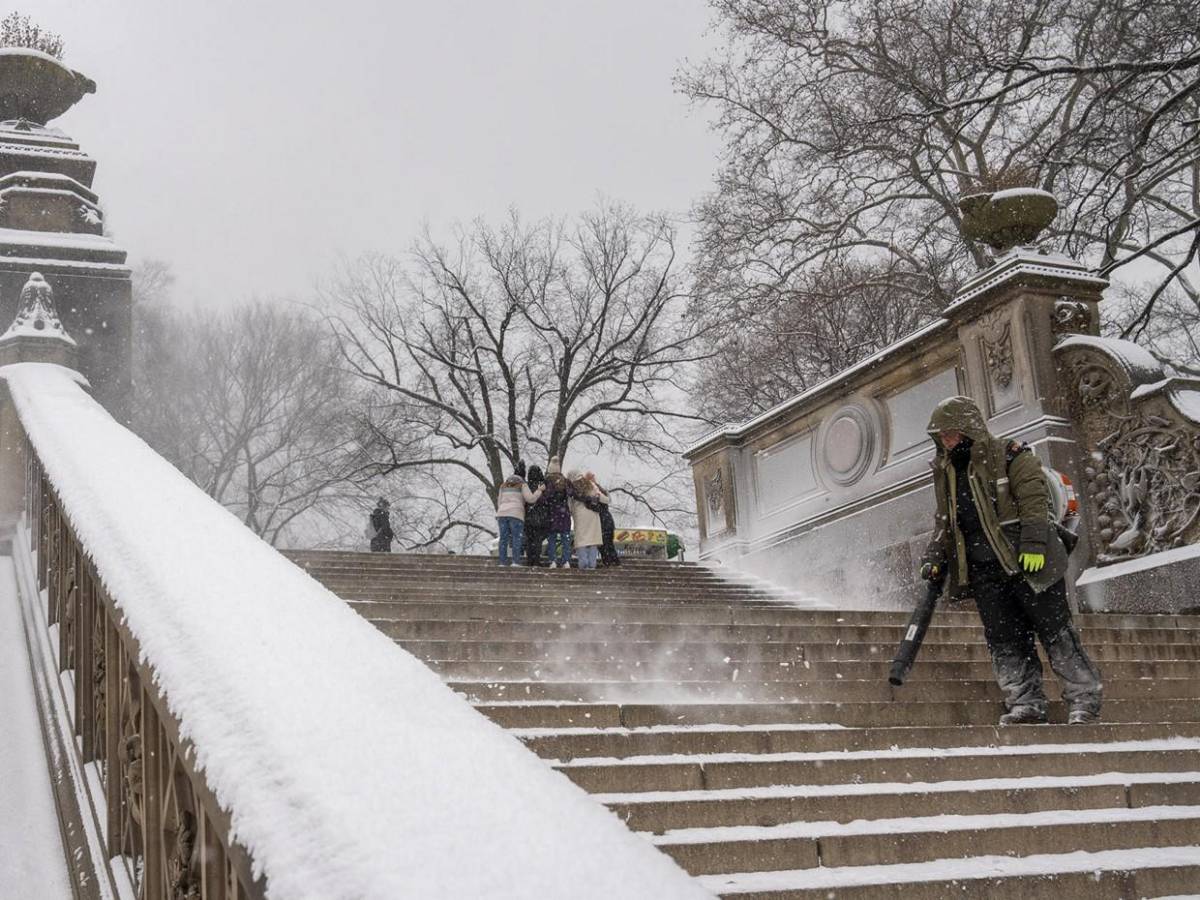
[287,551,1200,899]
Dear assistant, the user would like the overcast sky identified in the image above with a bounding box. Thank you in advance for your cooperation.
[21,0,722,306]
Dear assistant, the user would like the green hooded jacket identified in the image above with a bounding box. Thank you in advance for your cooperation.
[922,396,1068,594]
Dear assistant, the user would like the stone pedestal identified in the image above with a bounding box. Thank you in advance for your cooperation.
[0,51,131,421]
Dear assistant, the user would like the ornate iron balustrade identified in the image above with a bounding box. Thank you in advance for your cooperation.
[20,432,264,900]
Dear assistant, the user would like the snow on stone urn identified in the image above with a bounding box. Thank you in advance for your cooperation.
[958,187,1058,253]
[0,47,95,125]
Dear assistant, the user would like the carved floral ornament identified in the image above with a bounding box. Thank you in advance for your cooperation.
[1056,340,1200,563]
[706,468,724,516]
[1052,299,1092,335]
[1,271,75,344]
[979,310,1014,389]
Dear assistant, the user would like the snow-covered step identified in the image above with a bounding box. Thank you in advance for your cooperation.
[600,771,1200,832]
[430,657,1200,683]
[373,618,1200,646]
[654,804,1200,873]
[516,721,1200,761]
[474,697,1200,730]
[698,845,1200,899]
[450,676,1200,704]
[553,738,1200,793]
[397,638,1200,665]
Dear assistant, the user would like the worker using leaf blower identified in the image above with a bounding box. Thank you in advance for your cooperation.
[915,396,1102,726]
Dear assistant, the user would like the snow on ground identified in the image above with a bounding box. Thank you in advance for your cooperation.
[0,558,72,899]
[0,362,713,900]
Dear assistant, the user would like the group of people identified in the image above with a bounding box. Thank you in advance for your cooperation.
[495,455,620,570]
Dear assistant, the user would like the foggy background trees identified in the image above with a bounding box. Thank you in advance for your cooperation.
[681,0,1200,412]
[131,267,373,547]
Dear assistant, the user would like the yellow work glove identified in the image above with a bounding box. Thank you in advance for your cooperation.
[1019,552,1045,573]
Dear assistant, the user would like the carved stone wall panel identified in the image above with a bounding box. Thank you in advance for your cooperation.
[1056,337,1200,565]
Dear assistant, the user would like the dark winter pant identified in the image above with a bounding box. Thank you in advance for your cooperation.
[525,524,549,566]
[599,510,619,566]
[969,562,1103,715]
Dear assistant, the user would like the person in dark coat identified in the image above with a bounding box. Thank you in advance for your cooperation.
[587,472,620,567]
[920,396,1102,725]
[369,498,395,552]
[524,464,551,567]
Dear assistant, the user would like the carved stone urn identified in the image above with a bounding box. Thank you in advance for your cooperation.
[0,48,95,125]
[958,188,1058,253]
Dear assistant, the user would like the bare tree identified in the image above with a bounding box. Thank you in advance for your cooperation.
[133,296,371,546]
[324,201,713,539]
[680,0,1200,399]
[694,257,945,421]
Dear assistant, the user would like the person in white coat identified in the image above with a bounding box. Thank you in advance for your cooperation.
[567,470,609,571]
[495,462,544,566]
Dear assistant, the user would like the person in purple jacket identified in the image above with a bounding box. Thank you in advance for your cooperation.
[542,455,574,568]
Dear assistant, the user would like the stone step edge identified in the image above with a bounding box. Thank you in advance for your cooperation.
[449,677,1200,688]
[696,844,1200,896]
[553,736,1200,769]
[593,768,1200,805]
[508,721,1200,739]
[649,802,1200,846]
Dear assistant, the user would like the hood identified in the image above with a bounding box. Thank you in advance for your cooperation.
[926,395,989,443]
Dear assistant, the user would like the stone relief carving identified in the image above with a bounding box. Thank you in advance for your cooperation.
[705,468,728,535]
[2,272,72,341]
[1083,407,1200,560]
[979,310,1014,389]
[1057,337,1200,563]
[706,468,723,516]
[1073,363,1122,412]
[1052,299,1092,335]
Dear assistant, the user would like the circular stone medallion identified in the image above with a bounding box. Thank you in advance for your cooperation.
[820,406,876,485]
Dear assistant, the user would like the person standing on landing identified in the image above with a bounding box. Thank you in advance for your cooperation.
[587,472,621,567]
[369,498,394,552]
[542,455,575,569]
[568,469,609,571]
[495,461,543,567]
[920,396,1102,726]
[524,464,551,567]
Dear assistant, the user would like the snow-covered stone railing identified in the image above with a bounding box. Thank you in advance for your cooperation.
[0,362,712,900]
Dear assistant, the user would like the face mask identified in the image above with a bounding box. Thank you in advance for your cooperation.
[948,438,974,463]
